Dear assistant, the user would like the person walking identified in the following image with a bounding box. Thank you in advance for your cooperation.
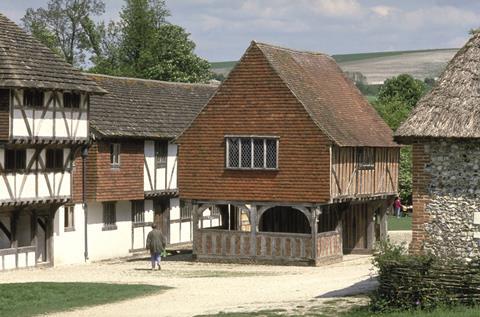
[146,224,166,270]
[393,196,404,218]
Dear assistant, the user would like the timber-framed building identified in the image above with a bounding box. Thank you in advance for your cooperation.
[178,42,400,265]
[0,14,105,270]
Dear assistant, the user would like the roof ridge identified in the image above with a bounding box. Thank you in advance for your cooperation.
[85,73,219,87]
[253,40,330,57]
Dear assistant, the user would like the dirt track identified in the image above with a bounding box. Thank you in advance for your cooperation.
[1,254,375,317]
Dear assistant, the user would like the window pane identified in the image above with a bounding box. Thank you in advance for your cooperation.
[5,149,15,170]
[46,149,55,169]
[155,141,168,168]
[110,144,120,166]
[55,149,64,169]
[132,200,145,223]
[266,139,277,168]
[180,200,192,219]
[16,150,26,170]
[253,139,264,168]
[240,139,251,168]
[228,138,239,168]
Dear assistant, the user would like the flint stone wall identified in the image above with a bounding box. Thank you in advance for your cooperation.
[422,140,480,261]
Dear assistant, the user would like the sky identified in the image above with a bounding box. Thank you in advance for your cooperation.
[0,0,479,62]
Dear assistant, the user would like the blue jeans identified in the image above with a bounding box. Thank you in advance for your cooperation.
[151,252,161,268]
[395,207,402,218]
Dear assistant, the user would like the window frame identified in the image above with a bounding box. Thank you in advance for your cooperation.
[102,202,117,230]
[46,148,64,171]
[23,89,44,108]
[155,140,168,169]
[225,135,279,170]
[4,148,26,172]
[64,205,75,232]
[63,92,81,109]
[180,200,193,220]
[356,147,375,170]
[131,200,145,225]
[110,143,121,168]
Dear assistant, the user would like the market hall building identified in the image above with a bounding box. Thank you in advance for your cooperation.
[177,41,400,265]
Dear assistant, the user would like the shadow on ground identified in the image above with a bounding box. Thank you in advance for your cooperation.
[316,277,377,298]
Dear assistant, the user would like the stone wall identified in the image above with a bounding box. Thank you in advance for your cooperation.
[413,140,480,261]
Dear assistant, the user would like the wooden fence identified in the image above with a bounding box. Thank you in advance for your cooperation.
[195,229,342,265]
[0,246,36,271]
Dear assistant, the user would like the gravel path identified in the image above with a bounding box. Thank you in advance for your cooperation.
[1,254,375,317]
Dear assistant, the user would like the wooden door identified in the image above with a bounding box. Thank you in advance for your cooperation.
[153,199,170,244]
[343,203,368,253]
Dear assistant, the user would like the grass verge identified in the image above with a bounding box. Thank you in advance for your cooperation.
[0,282,169,317]
[387,215,412,231]
[343,306,480,317]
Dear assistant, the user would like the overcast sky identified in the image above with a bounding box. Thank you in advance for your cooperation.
[0,0,478,61]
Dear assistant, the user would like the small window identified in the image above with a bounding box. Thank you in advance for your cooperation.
[102,202,117,230]
[4,149,26,171]
[64,205,75,231]
[357,148,375,170]
[110,143,120,167]
[46,149,64,170]
[180,200,192,220]
[63,92,81,109]
[211,205,221,216]
[226,137,278,170]
[155,141,168,169]
[132,200,145,224]
[23,89,44,107]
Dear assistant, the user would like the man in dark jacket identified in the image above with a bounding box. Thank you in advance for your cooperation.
[146,224,166,270]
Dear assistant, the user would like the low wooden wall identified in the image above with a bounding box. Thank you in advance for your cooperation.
[0,246,36,271]
[195,229,342,265]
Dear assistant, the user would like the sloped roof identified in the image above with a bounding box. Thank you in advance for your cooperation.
[0,13,105,93]
[88,74,218,139]
[254,42,397,147]
[395,33,480,141]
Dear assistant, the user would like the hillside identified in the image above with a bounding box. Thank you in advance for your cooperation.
[210,48,458,85]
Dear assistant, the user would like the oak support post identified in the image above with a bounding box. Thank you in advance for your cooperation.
[379,205,388,241]
[311,208,318,265]
[367,204,375,251]
[250,205,257,259]
[192,203,199,257]
[336,209,344,254]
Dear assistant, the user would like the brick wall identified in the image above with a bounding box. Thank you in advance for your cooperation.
[410,142,431,254]
[178,45,331,203]
[72,140,144,203]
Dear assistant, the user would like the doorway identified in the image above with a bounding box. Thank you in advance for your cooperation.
[153,199,170,244]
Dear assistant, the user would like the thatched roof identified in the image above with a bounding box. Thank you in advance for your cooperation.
[88,74,217,139]
[395,33,480,141]
[255,42,398,147]
[0,13,105,94]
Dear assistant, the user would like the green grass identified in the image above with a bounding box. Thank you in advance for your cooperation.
[387,215,412,231]
[0,282,169,317]
[331,48,456,63]
[366,95,377,103]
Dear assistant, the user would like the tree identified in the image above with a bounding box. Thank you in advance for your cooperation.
[22,0,105,65]
[378,74,426,109]
[373,74,428,204]
[88,21,123,75]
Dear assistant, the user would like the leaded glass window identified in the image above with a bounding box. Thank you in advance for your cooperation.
[226,137,278,169]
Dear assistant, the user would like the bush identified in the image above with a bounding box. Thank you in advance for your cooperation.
[370,240,480,313]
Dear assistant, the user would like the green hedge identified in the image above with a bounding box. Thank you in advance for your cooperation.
[371,241,480,312]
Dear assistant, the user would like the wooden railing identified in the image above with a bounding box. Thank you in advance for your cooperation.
[195,229,342,265]
[0,246,36,271]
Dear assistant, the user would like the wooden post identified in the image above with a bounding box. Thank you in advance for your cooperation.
[192,203,199,257]
[250,205,257,258]
[366,204,375,251]
[379,205,388,241]
[336,208,344,254]
[10,211,18,268]
[311,207,318,265]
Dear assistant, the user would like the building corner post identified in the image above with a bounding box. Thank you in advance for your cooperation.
[82,145,89,262]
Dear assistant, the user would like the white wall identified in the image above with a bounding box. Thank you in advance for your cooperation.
[53,204,86,266]
[143,141,178,192]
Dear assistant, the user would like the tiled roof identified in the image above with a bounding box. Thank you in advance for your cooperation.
[88,74,218,139]
[255,42,398,147]
[0,13,105,93]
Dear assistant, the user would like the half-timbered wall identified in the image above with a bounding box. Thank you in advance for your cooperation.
[0,147,72,203]
[144,141,178,193]
[11,89,89,141]
[0,89,9,140]
[330,147,399,199]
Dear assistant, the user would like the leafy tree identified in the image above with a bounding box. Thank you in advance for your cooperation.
[373,74,428,204]
[378,74,426,109]
[22,0,105,65]
[88,21,123,75]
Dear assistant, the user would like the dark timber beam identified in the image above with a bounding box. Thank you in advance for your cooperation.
[0,218,11,241]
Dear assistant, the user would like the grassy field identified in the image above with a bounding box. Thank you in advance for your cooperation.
[0,282,168,317]
[387,215,412,231]
[331,48,454,63]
